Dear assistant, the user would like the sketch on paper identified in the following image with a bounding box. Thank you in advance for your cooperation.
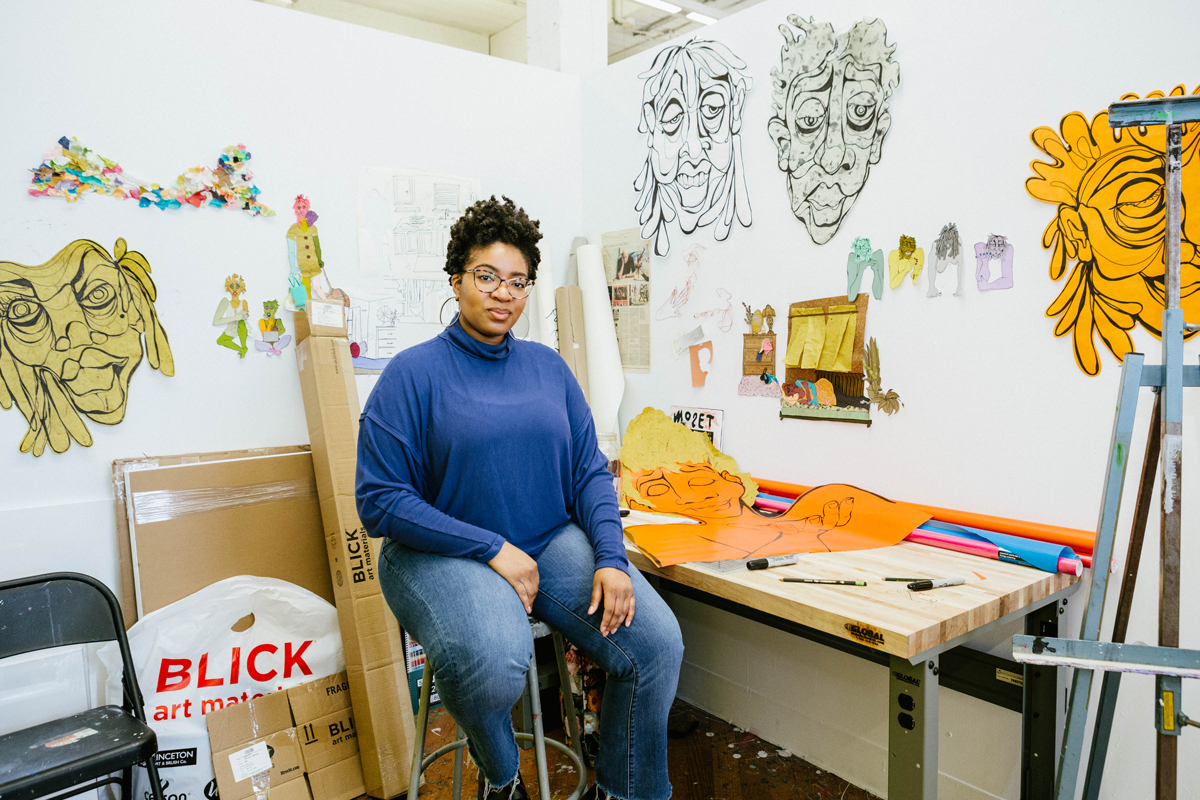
[888,235,924,288]
[0,238,173,456]
[213,274,250,358]
[927,223,963,298]
[694,287,733,332]
[657,244,704,322]
[846,237,884,300]
[768,17,900,245]
[974,235,1014,291]
[1026,84,1200,375]
[634,39,753,257]
[343,280,455,371]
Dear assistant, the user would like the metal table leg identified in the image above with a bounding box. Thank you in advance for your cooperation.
[889,655,939,799]
[1022,601,1060,799]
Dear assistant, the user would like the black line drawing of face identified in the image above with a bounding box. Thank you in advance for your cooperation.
[635,38,753,257]
[768,16,900,245]
[0,238,173,455]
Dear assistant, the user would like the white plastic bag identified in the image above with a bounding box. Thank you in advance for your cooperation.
[103,576,344,800]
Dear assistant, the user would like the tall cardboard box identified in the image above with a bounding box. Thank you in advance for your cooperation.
[290,673,366,800]
[296,334,415,798]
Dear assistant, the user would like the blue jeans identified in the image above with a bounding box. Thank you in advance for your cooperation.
[379,522,683,800]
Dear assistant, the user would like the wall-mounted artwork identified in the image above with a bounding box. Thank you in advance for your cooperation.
[0,238,173,456]
[846,237,884,300]
[768,17,900,245]
[927,222,963,297]
[781,293,871,424]
[29,137,274,217]
[888,235,924,288]
[1026,84,1200,376]
[213,274,250,359]
[974,235,1014,291]
[634,38,753,257]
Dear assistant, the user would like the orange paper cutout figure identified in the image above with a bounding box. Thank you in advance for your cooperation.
[623,462,930,567]
[688,341,713,387]
[1026,83,1200,376]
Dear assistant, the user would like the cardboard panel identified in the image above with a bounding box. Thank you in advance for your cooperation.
[287,671,352,724]
[122,451,333,620]
[306,756,365,800]
[206,690,295,753]
[212,728,306,800]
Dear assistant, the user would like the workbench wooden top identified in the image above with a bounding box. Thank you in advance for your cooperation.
[625,539,1080,659]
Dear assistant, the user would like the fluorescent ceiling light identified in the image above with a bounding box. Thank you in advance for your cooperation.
[634,0,683,14]
[686,11,717,25]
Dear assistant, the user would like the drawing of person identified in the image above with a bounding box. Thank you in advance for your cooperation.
[887,235,924,288]
[634,38,753,256]
[286,194,323,303]
[213,274,250,358]
[846,236,884,300]
[768,17,900,245]
[928,223,964,297]
[0,237,173,455]
[975,234,1014,291]
[255,299,292,356]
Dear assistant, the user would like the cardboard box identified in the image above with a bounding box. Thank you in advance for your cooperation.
[555,286,589,401]
[212,729,307,800]
[207,690,295,753]
[306,755,366,800]
[288,671,352,724]
[296,334,416,798]
[111,446,320,629]
[294,299,348,345]
[297,707,358,773]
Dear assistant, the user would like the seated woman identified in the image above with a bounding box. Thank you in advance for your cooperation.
[356,196,683,800]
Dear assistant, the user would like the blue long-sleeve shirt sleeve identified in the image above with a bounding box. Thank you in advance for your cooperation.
[355,320,628,573]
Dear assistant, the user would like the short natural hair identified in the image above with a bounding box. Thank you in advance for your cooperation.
[444,195,542,282]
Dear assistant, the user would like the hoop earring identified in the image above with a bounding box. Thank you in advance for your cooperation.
[439,296,459,327]
[510,312,530,341]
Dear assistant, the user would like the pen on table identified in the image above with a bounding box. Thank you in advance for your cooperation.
[746,554,798,570]
[884,577,925,582]
[619,509,630,517]
[907,577,966,591]
[781,578,867,586]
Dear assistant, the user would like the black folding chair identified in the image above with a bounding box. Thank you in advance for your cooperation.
[0,573,166,800]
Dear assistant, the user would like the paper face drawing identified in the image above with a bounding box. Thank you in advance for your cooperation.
[0,238,173,455]
[1026,84,1200,375]
[635,38,753,257]
[768,17,900,245]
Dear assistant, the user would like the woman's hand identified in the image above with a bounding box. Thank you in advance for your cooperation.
[589,567,635,636]
[488,541,539,613]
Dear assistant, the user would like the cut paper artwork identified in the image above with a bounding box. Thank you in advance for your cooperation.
[29,138,274,217]
[888,235,924,288]
[927,222,964,297]
[656,245,703,321]
[619,410,928,567]
[688,341,713,386]
[864,337,901,415]
[974,234,1013,291]
[0,238,174,456]
[255,301,291,356]
[286,195,323,310]
[635,39,753,257]
[768,17,900,245]
[781,294,871,424]
[213,275,250,359]
[846,237,884,300]
[1026,84,1200,376]
[739,304,779,397]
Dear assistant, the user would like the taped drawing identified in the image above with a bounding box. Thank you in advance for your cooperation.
[927,223,963,298]
[846,237,884,300]
[635,39,753,256]
[974,234,1014,291]
[888,235,924,288]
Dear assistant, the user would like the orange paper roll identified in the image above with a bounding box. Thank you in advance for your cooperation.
[752,477,1096,555]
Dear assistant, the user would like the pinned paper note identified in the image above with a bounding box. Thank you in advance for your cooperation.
[254,301,291,356]
[228,741,272,783]
[846,238,884,300]
[0,238,174,456]
[214,275,250,358]
[29,137,274,216]
[928,223,964,297]
[668,406,724,448]
[672,325,708,359]
[689,341,714,386]
[974,235,1014,291]
[888,235,924,288]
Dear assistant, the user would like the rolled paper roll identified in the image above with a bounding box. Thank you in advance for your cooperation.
[576,243,624,438]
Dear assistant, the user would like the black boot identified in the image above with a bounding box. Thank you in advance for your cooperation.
[478,774,531,800]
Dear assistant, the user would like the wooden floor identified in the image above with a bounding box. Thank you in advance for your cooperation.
[417,699,878,800]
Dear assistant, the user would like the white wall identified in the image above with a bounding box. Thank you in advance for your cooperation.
[0,0,581,725]
[581,0,1200,797]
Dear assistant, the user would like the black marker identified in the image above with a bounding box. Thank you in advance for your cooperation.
[747,554,798,570]
[781,578,867,586]
[907,577,966,591]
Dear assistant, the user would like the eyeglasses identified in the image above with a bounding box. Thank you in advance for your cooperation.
[465,268,533,299]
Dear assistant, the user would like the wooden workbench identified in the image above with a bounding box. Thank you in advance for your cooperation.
[623,528,1082,799]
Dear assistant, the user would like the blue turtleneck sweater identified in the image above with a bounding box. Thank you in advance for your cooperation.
[355,318,628,573]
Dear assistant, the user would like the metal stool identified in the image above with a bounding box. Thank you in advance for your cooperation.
[409,617,588,800]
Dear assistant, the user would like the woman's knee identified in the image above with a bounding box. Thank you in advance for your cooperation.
[433,630,533,714]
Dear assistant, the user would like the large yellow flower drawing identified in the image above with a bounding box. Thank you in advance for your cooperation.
[1027,84,1200,376]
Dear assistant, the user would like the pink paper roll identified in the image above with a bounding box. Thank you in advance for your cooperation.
[905,528,1083,576]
